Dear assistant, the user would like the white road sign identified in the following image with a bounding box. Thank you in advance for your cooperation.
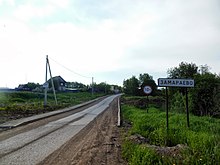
[158,78,194,87]
[143,86,152,94]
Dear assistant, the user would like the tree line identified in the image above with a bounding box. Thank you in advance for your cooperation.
[18,81,121,94]
[123,62,220,118]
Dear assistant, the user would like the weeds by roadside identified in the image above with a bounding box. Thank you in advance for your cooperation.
[0,91,104,123]
[121,104,220,164]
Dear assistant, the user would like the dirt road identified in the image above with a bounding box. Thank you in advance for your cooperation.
[38,97,126,165]
[0,95,126,165]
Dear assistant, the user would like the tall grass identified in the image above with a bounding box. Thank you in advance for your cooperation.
[122,105,220,164]
[0,91,103,109]
[0,91,105,123]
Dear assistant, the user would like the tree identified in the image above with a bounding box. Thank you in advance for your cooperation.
[167,62,198,97]
[66,82,86,90]
[123,73,157,96]
[167,62,198,79]
[139,73,153,84]
[192,73,220,116]
[167,62,220,117]
[26,82,41,91]
[199,64,211,75]
[139,73,157,96]
[123,76,139,95]
[94,82,110,93]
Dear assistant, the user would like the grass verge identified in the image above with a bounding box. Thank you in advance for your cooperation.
[0,91,104,123]
[121,104,220,164]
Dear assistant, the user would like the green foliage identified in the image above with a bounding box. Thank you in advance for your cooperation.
[139,73,153,84]
[8,92,44,100]
[170,91,185,113]
[9,98,26,103]
[26,82,41,90]
[167,62,220,117]
[121,95,165,110]
[167,62,198,79]
[122,140,160,165]
[66,81,86,89]
[93,82,111,93]
[121,103,220,164]
[0,91,105,123]
[123,73,158,96]
[192,73,220,116]
[123,76,139,96]
[139,73,157,96]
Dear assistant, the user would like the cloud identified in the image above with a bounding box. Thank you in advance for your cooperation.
[121,0,220,71]
[0,0,15,6]
[13,4,55,22]
[47,0,70,9]
[0,0,220,87]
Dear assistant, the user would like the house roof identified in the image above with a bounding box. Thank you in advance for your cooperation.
[48,76,66,83]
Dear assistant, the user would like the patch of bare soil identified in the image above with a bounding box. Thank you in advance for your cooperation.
[128,133,187,160]
[38,98,127,165]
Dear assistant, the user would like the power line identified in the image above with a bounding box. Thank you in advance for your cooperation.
[49,57,92,79]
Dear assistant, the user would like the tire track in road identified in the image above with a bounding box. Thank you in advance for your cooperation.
[39,96,126,165]
[0,95,118,165]
[0,114,85,158]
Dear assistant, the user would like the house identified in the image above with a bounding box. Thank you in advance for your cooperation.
[110,85,120,94]
[47,76,67,92]
[16,84,31,91]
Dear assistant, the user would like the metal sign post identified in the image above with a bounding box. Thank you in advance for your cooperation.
[158,78,194,128]
[165,87,169,131]
[185,88,190,127]
[143,85,152,113]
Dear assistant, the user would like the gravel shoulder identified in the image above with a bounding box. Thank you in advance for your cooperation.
[38,97,127,165]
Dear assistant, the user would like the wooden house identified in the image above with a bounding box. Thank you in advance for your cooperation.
[47,76,67,92]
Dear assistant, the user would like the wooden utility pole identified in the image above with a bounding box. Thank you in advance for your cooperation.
[44,56,48,106]
[92,77,94,96]
[44,55,57,106]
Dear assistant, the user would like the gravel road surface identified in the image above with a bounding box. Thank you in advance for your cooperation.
[0,95,125,165]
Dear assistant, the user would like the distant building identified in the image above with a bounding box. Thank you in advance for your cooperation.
[16,84,31,91]
[47,76,67,92]
[111,85,120,94]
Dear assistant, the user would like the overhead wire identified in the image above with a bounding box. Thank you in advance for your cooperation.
[48,56,92,79]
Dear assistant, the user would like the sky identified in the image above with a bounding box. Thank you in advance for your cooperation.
[0,0,220,88]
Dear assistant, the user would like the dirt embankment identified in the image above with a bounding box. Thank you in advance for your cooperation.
[38,98,127,165]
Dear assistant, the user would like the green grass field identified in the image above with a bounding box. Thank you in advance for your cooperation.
[0,91,104,123]
[121,104,220,164]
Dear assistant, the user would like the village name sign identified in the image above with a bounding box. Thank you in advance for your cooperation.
[158,78,194,88]
[158,78,195,129]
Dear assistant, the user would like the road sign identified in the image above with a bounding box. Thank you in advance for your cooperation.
[158,78,194,87]
[158,78,195,129]
[143,85,152,95]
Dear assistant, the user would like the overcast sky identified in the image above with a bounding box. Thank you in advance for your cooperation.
[0,0,220,88]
